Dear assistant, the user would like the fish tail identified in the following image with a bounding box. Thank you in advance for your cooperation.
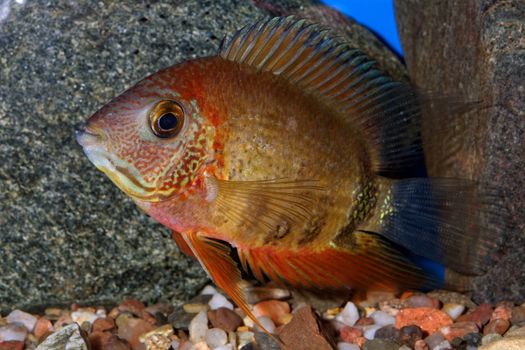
[361,177,507,289]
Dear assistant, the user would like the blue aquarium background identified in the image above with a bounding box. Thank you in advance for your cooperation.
[322,0,403,56]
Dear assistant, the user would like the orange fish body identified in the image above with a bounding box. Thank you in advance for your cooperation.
[77,17,503,332]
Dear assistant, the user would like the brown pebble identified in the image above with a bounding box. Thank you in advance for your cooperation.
[355,316,375,326]
[439,321,478,341]
[92,318,116,333]
[108,308,120,319]
[456,303,492,327]
[0,341,24,350]
[414,339,429,350]
[339,326,363,343]
[511,306,525,325]
[253,300,291,326]
[492,304,512,321]
[89,331,112,350]
[118,300,146,317]
[33,317,53,339]
[484,318,510,335]
[117,317,154,350]
[208,308,243,332]
[105,335,132,350]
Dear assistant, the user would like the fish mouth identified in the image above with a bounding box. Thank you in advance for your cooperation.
[76,127,166,202]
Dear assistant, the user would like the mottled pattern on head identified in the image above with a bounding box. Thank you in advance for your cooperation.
[85,63,217,201]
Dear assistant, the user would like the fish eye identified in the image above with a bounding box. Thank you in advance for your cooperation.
[149,100,184,138]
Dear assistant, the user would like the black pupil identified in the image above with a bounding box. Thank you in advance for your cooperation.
[158,113,178,131]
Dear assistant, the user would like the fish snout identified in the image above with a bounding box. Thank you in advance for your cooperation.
[76,126,105,148]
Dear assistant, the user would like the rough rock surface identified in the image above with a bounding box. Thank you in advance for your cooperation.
[394,0,525,302]
[0,0,404,312]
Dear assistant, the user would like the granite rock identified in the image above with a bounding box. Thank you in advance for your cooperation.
[0,0,406,312]
[394,0,525,302]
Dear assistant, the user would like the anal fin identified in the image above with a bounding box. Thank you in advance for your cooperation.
[171,231,196,259]
[184,232,280,343]
[238,231,440,293]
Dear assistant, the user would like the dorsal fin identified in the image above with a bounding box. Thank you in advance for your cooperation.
[218,16,424,176]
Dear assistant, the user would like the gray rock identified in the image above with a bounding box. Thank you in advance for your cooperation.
[35,323,87,350]
[0,0,405,312]
[394,0,525,303]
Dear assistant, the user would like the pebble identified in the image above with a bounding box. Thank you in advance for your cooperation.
[378,299,404,316]
[245,286,291,304]
[117,317,155,350]
[253,300,291,326]
[463,332,482,347]
[236,331,255,349]
[413,339,429,350]
[424,332,446,349]
[92,317,115,333]
[189,311,208,344]
[183,303,209,314]
[0,325,27,342]
[457,303,493,327]
[363,324,382,340]
[213,345,233,350]
[208,294,233,311]
[362,338,399,350]
[207,308,243,332]
[336,342,360,350]
[277,305,334,350]
[200,285,218,295]
[481,333,502,345]
[71,311,101,325]
[370,310,395,326]
[0,341,24,350]
[33,317,53,340]
[492,304,512,321]
[43,308,63,321]
[37,323,88,350]
[442,303,465,320]
[104,335,133,350]
[204,328,227,348]
[396,307,453,334]
[511,306,525,325]
[404,295,439,309]
[439,321,479,341]
[6,310,37,332]
[399,325,423,348]
[118,300,146,317]
[479,330,525,349]
[374,325,400,343]
[138,324,173,350]
[192,341,210,350]
[339,326,362,343]
[254,316,276,334]
[336,302,360,327]
[484,318,510,335]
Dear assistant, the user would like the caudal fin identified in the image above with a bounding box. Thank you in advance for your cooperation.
[362,177,508,278]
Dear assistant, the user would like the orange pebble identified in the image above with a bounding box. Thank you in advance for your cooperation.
[33,317,53,339]
[253,300,291,326]
[396,307,453,334]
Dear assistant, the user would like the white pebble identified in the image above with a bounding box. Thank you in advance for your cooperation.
[363,324,382,340]
[370,310,395,326]
[442,303,465,320]
[208,294,234,310]
[71,311,100,325]
[205,328,228,348]
[243,315,254,328]
[432,340,452,350]
[193,341,211,350]
[0,324,28,342]
[201,285,219,295]
[255,316,276,334]
[213,345,233,350]
[6,310,37,332]
[170,340,180,349]
[189,310,209,343]
[335,302,359,327]
[337,342,360,350]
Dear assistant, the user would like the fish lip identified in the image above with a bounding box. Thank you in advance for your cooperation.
[76,126,104,148]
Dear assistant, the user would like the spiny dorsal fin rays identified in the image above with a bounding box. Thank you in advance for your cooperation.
[218,16,425,177]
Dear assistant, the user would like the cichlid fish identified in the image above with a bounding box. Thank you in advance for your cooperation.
[77,17,503,331]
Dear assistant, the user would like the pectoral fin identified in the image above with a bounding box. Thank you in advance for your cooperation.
[184,231,279,341]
